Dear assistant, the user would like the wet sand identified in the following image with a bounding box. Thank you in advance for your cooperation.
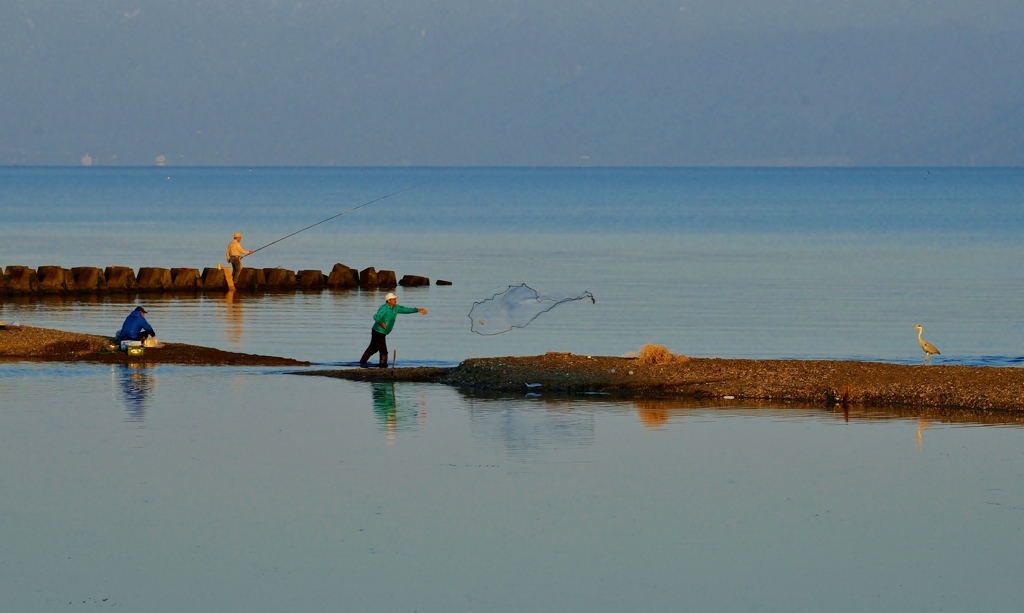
[0,325,309,366]
[298,352,1024,412]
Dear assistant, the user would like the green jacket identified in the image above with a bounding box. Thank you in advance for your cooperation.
[373,303,419,335]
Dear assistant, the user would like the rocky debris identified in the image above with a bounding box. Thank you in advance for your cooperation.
[72,267,106,293]
[327,264,359,288]
[298,353,1024,412]
[263,268,297,289]
[436,279,453,285]
[201,267,229,290]
[104,266,137,291]
[297,269,325,288]
[377,270,397,287]
[399,275,430,286]
[235,268,265,290]
[37,266,73,293]
[171,268,203,291]
[136,267,173,291]
[0,324,309,366]
[0,267,6,294]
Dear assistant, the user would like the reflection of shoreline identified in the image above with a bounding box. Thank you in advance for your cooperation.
[452,388,1024,429]
[114,363,156,425]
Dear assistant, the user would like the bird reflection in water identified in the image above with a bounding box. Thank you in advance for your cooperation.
[917,418,932,451]
[219,291,244,350]
[114,363,156,425]
[370,382,426,444]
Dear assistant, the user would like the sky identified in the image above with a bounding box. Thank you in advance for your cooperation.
[2,1,1023,166]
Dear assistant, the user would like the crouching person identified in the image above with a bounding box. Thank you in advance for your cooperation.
[117,306,156,342]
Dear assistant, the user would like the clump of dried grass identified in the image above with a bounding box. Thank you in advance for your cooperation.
[637,344,689,365]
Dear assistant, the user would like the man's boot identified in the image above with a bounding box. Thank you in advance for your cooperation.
[359,351,373,366]
[379,357,388,368]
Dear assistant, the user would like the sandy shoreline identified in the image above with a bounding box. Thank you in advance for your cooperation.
[5,325,1024,411]
[0,325,309,366]
[296,352,1024,412]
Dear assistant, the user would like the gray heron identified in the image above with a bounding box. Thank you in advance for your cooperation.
[912,325,940,365]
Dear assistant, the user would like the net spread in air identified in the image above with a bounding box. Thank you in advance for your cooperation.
[469,284,595,335]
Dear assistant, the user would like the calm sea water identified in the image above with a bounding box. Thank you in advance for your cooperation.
[2,168,1024,610]
[2,166,1024,363]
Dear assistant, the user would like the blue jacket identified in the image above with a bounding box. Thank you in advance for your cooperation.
[119,310,155,340]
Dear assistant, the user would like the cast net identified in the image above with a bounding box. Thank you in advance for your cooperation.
[469,284,595,335]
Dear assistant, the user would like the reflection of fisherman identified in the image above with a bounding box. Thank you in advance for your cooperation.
[117,364,154,424]
[359,292,427,367]
[371,382,399,442]
[117,306,155,341]
[225,232,253,281]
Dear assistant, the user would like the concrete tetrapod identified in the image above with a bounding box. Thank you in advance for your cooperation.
[377,270,398,287]
[136,268,173,291]
[104,267,137,291]
[327,264,359,289]
[297,270,325,289]
[201,267,230,291]
[399,275,430,287]
[37,266,73,294]
[171,268,203,291]
[235,268,265,291]
[263,268,297,289]
[72,267,106,293]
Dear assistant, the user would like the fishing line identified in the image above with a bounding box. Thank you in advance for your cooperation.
[241,183,425,258]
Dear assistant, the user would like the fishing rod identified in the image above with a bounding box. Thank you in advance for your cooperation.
[241,183,425,258]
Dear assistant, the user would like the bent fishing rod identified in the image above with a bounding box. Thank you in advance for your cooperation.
[241,183,425,258]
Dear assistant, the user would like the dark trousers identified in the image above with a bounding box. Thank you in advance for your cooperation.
[229,256,243,282]
[360,328,388,366]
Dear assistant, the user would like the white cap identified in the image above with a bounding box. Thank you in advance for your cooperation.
[385,293,397,301]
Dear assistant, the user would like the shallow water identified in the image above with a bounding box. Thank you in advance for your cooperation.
[2,363,1023,611]
[3,168,1024,609]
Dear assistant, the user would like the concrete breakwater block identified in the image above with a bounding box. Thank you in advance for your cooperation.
[235,268,265,290]
[104,267,137,291]
[171,268,203,291]
[359,267,379,286]
[263,268,297,289]
[37,266,73,293]
[327,263,358,288]
[201,267,229,291]
[358,267,396,287]
[399,275,430,287]
[298,270,325,288]
[136,268,172,291]
[436,279,453,285]
[4,266,39,294]
[72,267,106,293]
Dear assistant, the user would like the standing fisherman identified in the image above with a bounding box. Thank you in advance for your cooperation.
[360,293,428,367]
[225,232,254,282]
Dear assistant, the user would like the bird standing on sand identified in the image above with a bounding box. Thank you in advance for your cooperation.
[912,325,940,365]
